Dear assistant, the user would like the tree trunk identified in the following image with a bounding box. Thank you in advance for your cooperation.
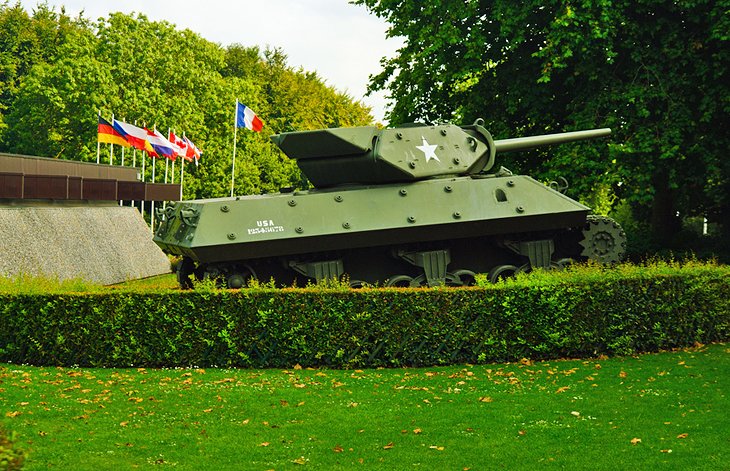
[650,167,681,245]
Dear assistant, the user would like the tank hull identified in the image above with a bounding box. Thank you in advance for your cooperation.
[154,174,591,286]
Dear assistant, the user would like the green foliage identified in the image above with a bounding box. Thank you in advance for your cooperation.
[356,0,730,244]
[0,263,727,368]
[0,426,25,470]
[0,5,372,197]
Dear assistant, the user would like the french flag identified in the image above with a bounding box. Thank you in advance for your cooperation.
[235,102,263,132]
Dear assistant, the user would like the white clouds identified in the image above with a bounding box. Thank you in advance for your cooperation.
[17,0,400,122]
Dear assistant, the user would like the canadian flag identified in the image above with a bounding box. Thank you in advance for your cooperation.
[168,130,187,160]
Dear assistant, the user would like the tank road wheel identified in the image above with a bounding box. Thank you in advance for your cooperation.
[385,275,415,287]
[488,264,520,283]
[580,215,627,264]
[226,264,257,289]
[554,258,575,269]
[349,280,368,289]
[176,257,196,290]
[450,269,477,286]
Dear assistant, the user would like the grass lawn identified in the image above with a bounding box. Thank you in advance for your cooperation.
[1,343,727,469]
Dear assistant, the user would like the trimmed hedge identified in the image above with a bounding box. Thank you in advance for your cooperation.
[0,264,728,368]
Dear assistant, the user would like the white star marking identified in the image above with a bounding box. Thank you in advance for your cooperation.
[416,136,440,163]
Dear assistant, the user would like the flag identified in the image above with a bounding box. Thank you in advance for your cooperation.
[146,128,176,159]
[98,116,130,147]
[113,119,155,154]
[184,136,201,163]
[169,130,187,159]
[235,103,263,132]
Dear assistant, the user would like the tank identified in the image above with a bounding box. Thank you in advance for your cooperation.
[154,119,626,288]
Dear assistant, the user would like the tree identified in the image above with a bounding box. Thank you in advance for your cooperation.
[0,2,86,143]
[357,0,730,245]
[0,5,373,199]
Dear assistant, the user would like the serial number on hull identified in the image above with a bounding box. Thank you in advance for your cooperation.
[248,220,285,235]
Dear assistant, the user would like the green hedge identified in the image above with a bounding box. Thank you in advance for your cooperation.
[1,264,728,368]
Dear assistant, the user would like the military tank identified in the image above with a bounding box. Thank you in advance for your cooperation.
[154,119,626,288]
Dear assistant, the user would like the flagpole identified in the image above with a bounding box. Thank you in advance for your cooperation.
[180,132,187,201]
[180,157,185,201]
[96,110,101,164]
[231,98,238,197]
[131,121,138,209]
[132,121,138,169]
[120,118,126,167]
[110,113,115,166]
[169,128,175,186]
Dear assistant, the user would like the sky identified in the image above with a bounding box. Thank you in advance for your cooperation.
[16,0,402,123]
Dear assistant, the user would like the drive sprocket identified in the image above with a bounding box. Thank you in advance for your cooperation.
[579,215,627,264]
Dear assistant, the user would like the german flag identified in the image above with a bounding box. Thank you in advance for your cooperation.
[98,116,130,147]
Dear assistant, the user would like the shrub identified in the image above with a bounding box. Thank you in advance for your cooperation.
[0,262,728,368]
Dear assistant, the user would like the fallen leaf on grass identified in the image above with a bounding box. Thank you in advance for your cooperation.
[429,445,445,451]
[5,411,21,418]
[571,411,580,417]
[661,449,673,453]
[413,428,422,434]
[292,456,307,465]
[479,396,493,403]
[619,371,628,378]
[120,421,129,427]
[333,445,344,453]
[555,386,570,394]
[383,442,394,449]
[677,433,688,439]
[259,442,270,447]
[630,438,641,445]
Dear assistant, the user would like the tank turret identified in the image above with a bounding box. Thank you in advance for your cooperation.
[271,119,611,188]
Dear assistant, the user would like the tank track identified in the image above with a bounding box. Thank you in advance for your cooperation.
[176,215,627,289]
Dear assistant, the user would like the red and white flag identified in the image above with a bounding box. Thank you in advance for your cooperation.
[184,136,202,165]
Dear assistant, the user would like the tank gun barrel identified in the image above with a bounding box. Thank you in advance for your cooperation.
[494,128,611,153]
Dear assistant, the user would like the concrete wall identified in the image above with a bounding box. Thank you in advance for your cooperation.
[0,204,171,285]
